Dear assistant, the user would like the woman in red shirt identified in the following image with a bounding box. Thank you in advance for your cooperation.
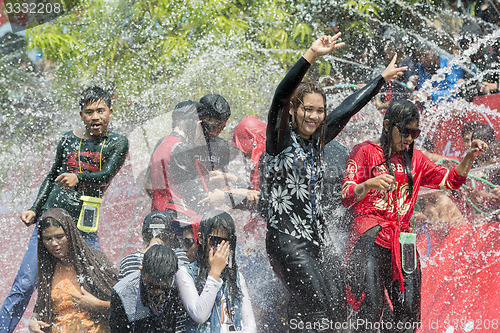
[341,100,488,331]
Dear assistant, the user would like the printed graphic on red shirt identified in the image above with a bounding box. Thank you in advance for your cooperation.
[65,151,103,173]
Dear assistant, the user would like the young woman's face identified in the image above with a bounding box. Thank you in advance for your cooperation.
[42,225,69,261]
[206,227,229,255]
[290,93,326,139]
[390,120,420,152]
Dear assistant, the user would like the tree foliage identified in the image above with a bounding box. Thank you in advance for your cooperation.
[13,0,498,122]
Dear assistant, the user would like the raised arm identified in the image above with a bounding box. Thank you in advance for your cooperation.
[325,54,407,143]
[266,34,345,155]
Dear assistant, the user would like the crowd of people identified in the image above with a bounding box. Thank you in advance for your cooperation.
[0,31,497,333]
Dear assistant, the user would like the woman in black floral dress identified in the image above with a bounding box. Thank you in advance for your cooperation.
[260,34,406,331]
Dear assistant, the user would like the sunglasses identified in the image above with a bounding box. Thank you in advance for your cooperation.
[208,235,229,248]
[182,237,196,249]
[400,127,421,139]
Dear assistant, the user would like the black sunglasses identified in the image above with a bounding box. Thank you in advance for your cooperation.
[182,237,196,249]
[400,127,421,139]
[208,235,229,248]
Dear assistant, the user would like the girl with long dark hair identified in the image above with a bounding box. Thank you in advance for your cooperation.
[341,100,488,331]
[176,210,256,332]
[260,34,407,331]
[28,208,117,333]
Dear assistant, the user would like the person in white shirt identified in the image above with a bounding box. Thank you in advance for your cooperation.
[175,210,256,333]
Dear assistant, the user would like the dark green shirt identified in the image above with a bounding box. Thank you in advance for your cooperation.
[29,131,129,222]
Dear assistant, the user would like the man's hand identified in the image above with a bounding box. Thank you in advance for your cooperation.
[28,317,50,333]
[55,173,79,190]
[468,139,488,157]
[245,190,260,207]
[198,189,226,206]
[21,210,36,227]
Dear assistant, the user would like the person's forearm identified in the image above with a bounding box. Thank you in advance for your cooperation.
[266,57,311,155]
[302,48,318,64]
[325,75,385,142]
[29,176,53,215]
[176,269,222,324]
[91,300,110,314]
[455,152,476,176]
[354,183,371,201]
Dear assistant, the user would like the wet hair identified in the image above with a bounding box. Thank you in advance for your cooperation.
[199,94,231,121]
[376,100,420,196]
[79,86,112,110]
[461,121,483,138]
[195,210,239,315]
[39,216,63,234]
[172,102,204,143]
[142,244,178,284]
[35,208,117,324]
[172,100,205,129]
[142,211,179,248]
[471,122,496,146]
[289,81,328,152]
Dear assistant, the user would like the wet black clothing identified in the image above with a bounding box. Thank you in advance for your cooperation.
[346,227,421,333]
[29,131,128,222]
[262,56,385,246]
[261,56,385,331]
[266,228,345,330]
[191,136,230,172]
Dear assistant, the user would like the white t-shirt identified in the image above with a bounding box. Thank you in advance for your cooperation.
[175,266,256,333]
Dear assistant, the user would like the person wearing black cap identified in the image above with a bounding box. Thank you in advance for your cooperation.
[149,101,241,217]
[194,94,232,173]
[118,210,189,280]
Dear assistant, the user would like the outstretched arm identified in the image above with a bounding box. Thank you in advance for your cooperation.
[455,139,488,176]
[325,54,407,143]
[266,34,344,155]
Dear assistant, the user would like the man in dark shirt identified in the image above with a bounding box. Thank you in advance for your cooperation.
[195,94,231,172]
[144,94,231,198]
[0,86,129,332]
[110,245,185,333]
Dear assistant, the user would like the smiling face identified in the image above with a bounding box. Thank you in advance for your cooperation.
[290,93,326,139]
[80,100,113,139]
[388,120,420,152]
[42,225,69,261]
